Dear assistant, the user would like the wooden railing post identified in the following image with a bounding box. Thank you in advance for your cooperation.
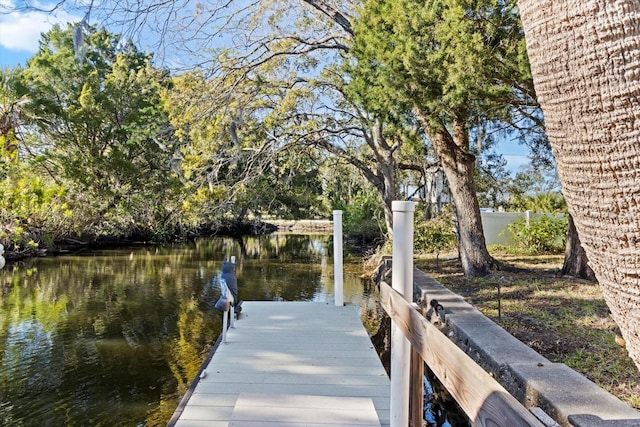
[409,347,424,427]
[379,282,545,427]
[390,200,415,427]
[410,302,426,427]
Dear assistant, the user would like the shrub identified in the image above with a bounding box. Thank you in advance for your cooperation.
[334,190,385,243]
[414,207,456,254]
[507,214,568,253]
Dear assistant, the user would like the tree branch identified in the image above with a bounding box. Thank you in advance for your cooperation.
[301,0,354,36]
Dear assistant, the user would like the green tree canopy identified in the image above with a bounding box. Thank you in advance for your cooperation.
[14,24,181,238]
[347,0,536,276]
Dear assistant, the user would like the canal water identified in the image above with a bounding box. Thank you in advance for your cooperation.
[0,234,385,426]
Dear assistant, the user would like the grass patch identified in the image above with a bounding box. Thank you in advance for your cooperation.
[415,250,640,409]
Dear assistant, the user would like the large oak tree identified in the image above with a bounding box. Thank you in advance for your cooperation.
[348,0,535,276]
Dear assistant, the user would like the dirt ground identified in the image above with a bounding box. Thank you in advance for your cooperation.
[414,251,640,410]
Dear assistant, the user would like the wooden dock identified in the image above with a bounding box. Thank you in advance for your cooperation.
[172,301,390,427]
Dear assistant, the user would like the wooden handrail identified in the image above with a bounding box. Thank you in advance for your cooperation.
[380,281,544,427]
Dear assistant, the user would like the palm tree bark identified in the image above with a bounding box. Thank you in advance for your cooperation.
[518,0,640,369]
[559,214,596,281]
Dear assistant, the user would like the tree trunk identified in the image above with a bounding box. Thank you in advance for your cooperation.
[417,111,495,277]
[380,173,394,238]
[560,214,596,280]
[519,0,640,369]
[313,121,396,237]
[375,126,396,238]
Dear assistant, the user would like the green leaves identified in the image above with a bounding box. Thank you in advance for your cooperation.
[507,214,568,254]
[349,0,530,126]
[0,24,184,244]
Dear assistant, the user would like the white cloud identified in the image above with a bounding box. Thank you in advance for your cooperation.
[0,5,81,52]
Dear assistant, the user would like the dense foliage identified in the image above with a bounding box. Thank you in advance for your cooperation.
[345,0,541,277]
[507,214,568,254]
[0,2,554,257]
[414,206,457,254]
[0,25,339,253]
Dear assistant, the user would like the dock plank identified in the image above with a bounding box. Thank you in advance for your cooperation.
[173,302,390,426]
[229,393,381,426]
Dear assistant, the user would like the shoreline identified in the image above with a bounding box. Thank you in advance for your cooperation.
[1,219,338,264]
[267,219,333,232]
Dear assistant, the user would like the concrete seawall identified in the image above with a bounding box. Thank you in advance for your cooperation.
[412,269,640,427]
[268,219,334,233]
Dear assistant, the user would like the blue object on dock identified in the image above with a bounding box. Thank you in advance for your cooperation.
[221,261,238,304]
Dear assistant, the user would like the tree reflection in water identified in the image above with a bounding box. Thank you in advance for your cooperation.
[0,234,378,426]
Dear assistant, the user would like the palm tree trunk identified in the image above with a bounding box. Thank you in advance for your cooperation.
[519,0,640,369]
[560,214,595,280]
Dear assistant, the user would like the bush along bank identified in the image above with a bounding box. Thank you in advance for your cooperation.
[1,219,279,263]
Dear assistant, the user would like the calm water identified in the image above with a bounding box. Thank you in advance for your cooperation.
[0,234,381,426]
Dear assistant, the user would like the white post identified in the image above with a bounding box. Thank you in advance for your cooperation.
[333,210,344,306]
[229,304,235,328]
[229,256,236,328]
[222,309,228,343]
[390,200,415,427]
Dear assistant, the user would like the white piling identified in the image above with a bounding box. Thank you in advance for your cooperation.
[222,308,228,343]
[333,210,344,307]
[228,256,237,330]
[390,200,415,427]
[229,304,235,329]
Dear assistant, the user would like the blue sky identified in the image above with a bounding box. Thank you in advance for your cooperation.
[501,151,531,173]
[0,0,82,68]
[0,0,531,173]
[0,49,30,68]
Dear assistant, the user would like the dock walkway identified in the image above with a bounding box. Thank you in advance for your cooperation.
[173,301,390,427]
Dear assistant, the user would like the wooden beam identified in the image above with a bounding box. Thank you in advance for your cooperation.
[409,303,425,427]
[409,347,424,427]
[380,281,544,427]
